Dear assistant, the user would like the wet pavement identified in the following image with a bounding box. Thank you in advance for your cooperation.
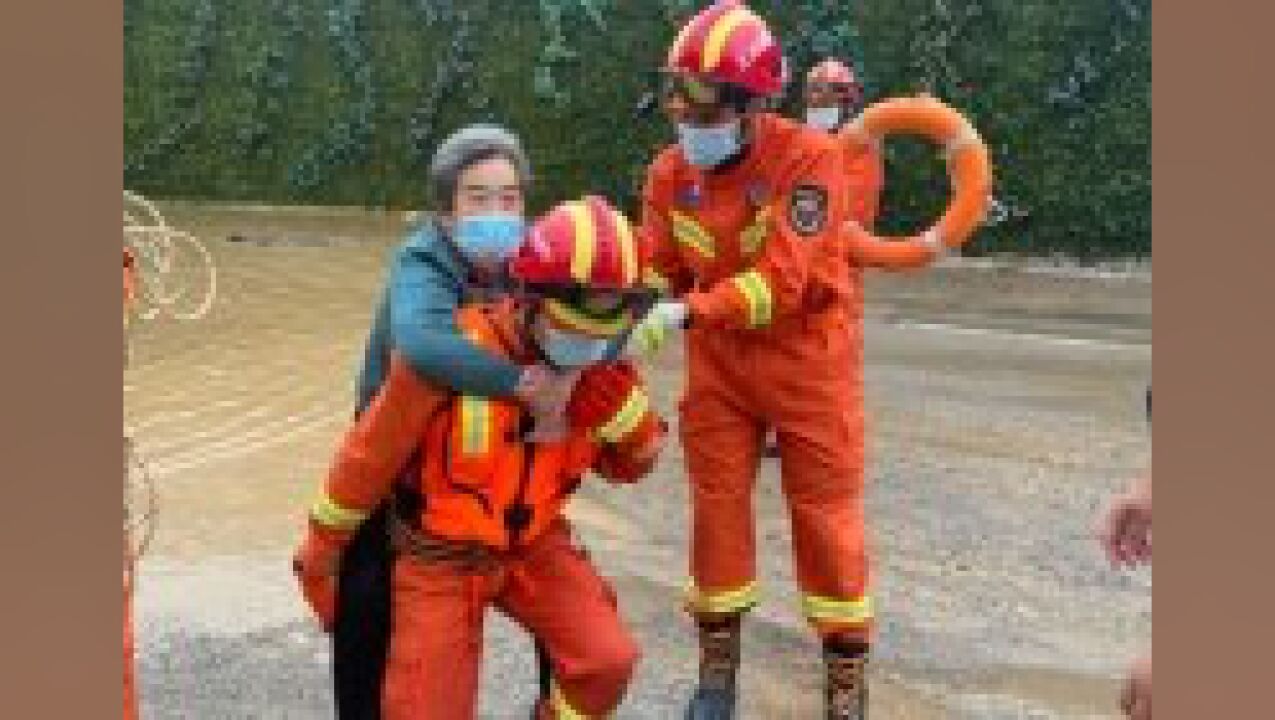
[127,205,1150,718]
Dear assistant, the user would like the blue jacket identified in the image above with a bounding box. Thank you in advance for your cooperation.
[355,220,522,413]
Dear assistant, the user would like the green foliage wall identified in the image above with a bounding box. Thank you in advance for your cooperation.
[124,0,1150,257]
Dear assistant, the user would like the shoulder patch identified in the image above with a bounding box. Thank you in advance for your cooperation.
[788,184,829,237]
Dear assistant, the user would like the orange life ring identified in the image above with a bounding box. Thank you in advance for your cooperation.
[838,95,993,269]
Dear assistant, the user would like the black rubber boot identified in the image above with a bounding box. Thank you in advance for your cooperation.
[684,615,742,720]
[824,638,870,720]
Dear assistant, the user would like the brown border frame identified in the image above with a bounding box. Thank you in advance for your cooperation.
[3,1,1273,717]
[1153,0,1274,718]
[0,1,121,716]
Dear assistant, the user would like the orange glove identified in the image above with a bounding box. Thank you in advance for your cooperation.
[569,362,665,481]
[291,521,350,632]
[593,424,665,483]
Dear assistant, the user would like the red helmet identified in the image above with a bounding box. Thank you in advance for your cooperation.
[807,58,860,89]
[510,196,644,337]
[665,1,787,98]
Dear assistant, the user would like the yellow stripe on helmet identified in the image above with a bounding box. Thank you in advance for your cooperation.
[612,208,638,286]
[703,7,755,72]
[568,201,597,284]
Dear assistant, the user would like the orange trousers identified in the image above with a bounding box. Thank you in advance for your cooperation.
[382,521,639,719]
[680,303,872,641]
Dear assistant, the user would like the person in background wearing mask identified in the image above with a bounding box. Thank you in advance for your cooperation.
[631,3,872,717]
[326,124,568,717]
[803,58,882,229]
[294,196,666,719]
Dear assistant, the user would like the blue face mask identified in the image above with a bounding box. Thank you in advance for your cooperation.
[537,324,612,369]
[453,215,526,266]
[677,120,743,168]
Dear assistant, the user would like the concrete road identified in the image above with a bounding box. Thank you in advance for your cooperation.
[126,206,1150,718]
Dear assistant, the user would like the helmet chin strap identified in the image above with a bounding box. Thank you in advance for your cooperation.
[523,303,568,374]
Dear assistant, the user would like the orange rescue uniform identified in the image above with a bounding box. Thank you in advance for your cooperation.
[314,301,658,719]
[642,112,874,640]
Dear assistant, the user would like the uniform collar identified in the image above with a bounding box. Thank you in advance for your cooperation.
[481,299,538,365]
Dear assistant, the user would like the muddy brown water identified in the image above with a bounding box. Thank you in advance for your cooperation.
[127,204,1149,718]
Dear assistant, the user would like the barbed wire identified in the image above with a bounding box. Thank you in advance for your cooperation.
[123,190,219,578]
[123,190,218,322]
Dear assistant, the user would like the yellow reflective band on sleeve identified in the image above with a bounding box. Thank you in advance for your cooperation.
[685,580,760,615]
[568,201,598,283]
[703,7,754,72]
[670,212,716,259]
[550,681,597,719]
[310,494,369,531]
[740,207,771,258]
[642,267,671,294]
[801,594,874,625]
[597,388,649,443]
[459,396,492,456]
[730,270,773,328]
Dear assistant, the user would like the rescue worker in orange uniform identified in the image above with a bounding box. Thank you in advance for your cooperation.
[804,58,884,230]
[293,196,666,719]
[763,57,883,462]
[629,3,873,718]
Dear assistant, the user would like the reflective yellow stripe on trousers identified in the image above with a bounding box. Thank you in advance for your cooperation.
[686,580,760,615]
[802,593,874,625]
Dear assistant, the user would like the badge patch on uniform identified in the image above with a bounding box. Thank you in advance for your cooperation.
[788,184,828,237]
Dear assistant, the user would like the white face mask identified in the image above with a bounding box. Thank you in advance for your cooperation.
[805,106,842,132]
[676,119,744,168]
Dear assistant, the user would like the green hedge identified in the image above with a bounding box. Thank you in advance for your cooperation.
[124,0,1150,258]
